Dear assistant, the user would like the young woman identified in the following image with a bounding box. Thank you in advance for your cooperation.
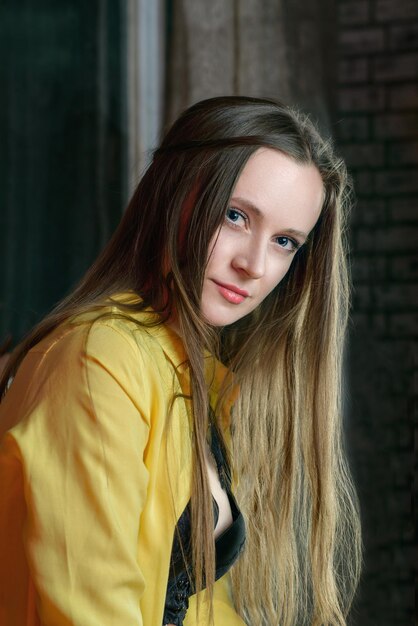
[0,96,362,626]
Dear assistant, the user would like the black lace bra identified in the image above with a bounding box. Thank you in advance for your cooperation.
[162,421,246,626]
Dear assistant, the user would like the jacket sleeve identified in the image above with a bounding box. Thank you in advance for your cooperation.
[21,322,152,626]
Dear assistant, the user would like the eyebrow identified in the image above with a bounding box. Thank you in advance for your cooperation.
[230,196,309,241]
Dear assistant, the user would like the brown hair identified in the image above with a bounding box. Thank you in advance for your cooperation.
[1,96,361,625]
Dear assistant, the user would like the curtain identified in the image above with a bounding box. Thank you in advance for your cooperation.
[0,1,125,343]
[164,0,336,134]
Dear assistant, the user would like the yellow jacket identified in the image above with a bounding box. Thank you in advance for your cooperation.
[0,297,245,625]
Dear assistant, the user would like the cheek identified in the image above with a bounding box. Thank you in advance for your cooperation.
[264,257,294,293]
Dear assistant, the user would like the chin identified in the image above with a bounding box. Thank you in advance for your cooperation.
[201,304,251,327]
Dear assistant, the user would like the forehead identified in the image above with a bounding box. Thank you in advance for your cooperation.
[235,147,318,189]
[232,148,324,229]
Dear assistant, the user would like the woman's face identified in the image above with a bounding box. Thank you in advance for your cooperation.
[201,147,324,327]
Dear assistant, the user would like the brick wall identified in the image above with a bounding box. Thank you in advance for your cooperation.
[335,2,416,624]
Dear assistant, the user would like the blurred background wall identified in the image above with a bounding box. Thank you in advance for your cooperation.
[0,1,415,624]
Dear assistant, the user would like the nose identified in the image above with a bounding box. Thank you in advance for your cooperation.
[231,239,266,279]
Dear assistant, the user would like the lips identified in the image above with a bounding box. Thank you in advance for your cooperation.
[211,280,249,304]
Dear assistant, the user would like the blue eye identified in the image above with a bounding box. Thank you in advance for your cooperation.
[275,236,300,252]
[225,207,246,225]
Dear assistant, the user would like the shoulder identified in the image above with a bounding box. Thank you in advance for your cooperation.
[1,310,177,442]
[53,315,175,409]
[30,308,165,372]
[4,312,171,419]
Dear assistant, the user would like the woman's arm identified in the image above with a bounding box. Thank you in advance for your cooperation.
[20,323,151,625]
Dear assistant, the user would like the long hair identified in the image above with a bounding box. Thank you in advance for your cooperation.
[0,96,361,625]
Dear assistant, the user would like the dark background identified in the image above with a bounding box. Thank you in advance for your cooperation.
[0,1,416,624]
